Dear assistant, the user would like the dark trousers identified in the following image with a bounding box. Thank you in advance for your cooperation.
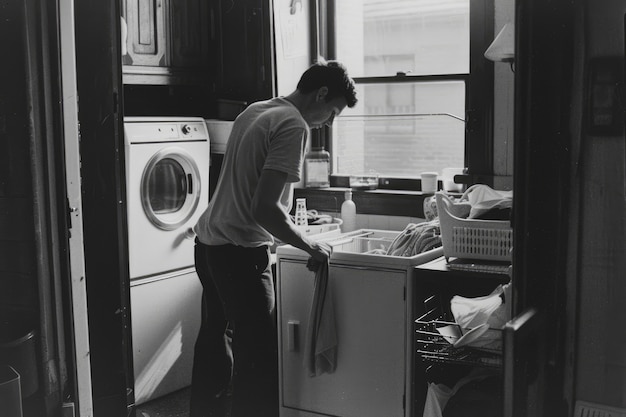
[190,241,278,417]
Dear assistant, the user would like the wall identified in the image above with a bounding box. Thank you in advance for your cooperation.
[273,0,312,96]
[575,0,626,408]
[0,0,38,328]
[492,0,515,188]
[273,0,312,190]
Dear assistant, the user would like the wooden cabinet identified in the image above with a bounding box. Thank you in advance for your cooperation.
[121,0,274,102]
[169,0,210,68]
[121,0,210,85]
[277,259,409,417]
[212,0,275,102]
[276,230,444,417]
[123,0,166,67]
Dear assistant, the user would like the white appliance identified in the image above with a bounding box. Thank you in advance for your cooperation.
[204,119,233,199]
[204,119,233,155]
[276,229,443,417]
[124,117,209,405]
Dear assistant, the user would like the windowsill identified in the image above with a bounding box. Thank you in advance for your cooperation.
[293,187,448,218]
[294,175,512,218]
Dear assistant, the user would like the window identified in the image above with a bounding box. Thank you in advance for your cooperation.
[148,159,187,214]
[320,0,494,185]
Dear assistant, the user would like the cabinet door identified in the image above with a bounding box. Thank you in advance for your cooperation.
[214,0,274,101]
[168,0,209,68]
[278,261,407,417]
[504,308,544,417]
[124,0,166,66]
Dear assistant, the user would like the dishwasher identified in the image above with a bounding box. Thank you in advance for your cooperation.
[276,229,444,417]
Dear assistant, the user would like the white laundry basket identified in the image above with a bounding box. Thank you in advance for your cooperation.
[436,192,513,262]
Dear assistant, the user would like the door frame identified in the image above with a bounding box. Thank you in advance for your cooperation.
[59,0,94,415]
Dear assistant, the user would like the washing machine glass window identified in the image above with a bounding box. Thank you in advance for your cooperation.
[148,158,187,213]
[141,147,201,230]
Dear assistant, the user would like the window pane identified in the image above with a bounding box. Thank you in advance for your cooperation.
[336,0,470,77]
[332,0,470,180]
[333,82,465,177]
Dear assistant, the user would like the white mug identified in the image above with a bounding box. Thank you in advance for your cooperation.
[420,172,438,194]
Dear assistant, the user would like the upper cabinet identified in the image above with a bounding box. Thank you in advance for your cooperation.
[121,0,274,106]
[123,0,165,67]
[212,0,275,103]
[169,0,210,69]
[121,0,211,85]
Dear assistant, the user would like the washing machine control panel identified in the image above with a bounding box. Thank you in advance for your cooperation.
[179,122,207,140]
[125,120,209,144]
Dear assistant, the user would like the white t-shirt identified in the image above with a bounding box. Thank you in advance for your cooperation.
[195,97,309,247]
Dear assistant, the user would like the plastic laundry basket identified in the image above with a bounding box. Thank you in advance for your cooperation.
[0,328,38,398]
[0,365,23,417]
[436,192,513,262]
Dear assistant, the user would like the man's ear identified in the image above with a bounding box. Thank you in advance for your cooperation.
[316,86,329,101]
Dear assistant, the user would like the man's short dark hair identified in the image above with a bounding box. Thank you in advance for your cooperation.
[297,59,358,108]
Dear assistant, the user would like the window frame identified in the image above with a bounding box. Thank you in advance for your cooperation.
[313,0,495,189]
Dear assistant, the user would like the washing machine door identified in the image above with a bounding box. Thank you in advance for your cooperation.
[141,147,201,230]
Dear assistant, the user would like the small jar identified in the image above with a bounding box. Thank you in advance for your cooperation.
[304,147,330,188]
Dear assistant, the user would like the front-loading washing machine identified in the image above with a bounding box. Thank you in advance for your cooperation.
[124,117,209,405]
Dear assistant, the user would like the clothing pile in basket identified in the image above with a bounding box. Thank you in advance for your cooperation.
[445,184,513,221]
[365,185,513,258]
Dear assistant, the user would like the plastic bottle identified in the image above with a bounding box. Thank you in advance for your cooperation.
[304,147,331,188]
[340,190,357,232]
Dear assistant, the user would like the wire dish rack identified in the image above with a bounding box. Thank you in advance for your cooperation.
[436,192,513,262]
[415,294,503,369]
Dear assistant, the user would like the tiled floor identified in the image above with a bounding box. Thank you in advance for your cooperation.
[135,387,190,417]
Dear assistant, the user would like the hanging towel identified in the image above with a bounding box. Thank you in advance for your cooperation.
[303,257,338,377]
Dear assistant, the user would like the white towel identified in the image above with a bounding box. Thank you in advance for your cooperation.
[450,284,511,349]
[423,369,495,417]
[303,258,337,377]
[460,184,513,219]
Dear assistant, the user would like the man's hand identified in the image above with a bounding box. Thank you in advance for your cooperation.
[307,241,332,264]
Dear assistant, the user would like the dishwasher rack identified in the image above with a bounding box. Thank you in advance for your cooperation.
[415,294,503,369]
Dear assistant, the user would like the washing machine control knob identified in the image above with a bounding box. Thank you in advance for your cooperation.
[181,124,192,135]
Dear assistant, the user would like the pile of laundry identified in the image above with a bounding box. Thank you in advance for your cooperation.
[445,184,513,221]
[384,185,513,258]
[386,220,442,257]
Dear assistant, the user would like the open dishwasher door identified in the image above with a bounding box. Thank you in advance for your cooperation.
[503,308,544,417]
[276,229,443,417]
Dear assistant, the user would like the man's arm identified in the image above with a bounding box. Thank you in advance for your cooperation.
[251,168,331,262]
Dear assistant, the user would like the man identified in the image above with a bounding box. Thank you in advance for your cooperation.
[190,60,357,417]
